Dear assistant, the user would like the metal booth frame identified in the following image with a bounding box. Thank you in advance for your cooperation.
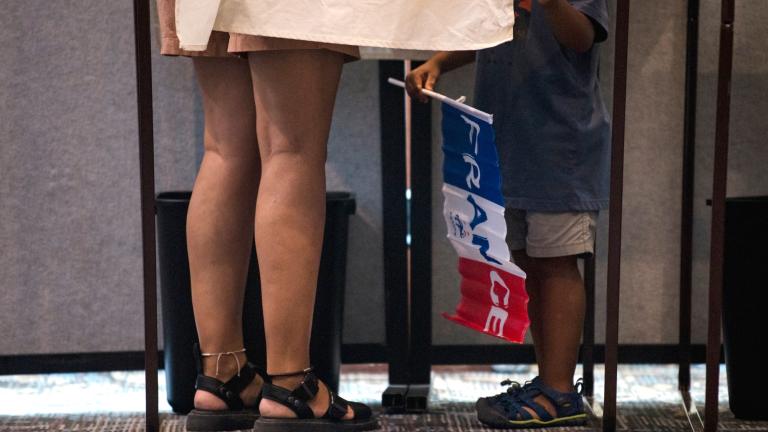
[131,1,736,431]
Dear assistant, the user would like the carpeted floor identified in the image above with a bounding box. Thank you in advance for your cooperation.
[2,405,765,432]
[1,365,767,431]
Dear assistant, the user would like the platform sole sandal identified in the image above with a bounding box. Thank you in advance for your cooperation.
[186,408,260,432]
[252,366,379,432]
[186,344,266,432]
[475,376,588,429]
[253,416,380,432]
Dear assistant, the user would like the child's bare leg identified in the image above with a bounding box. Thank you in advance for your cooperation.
[512,252,585,418]
[528,255,585,393]
[512,251,543,365]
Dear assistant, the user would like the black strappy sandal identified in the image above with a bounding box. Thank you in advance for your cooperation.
[253,367,379,432]
[186,343,266,432]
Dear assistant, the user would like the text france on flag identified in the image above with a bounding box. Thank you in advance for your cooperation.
[440,103,530,343]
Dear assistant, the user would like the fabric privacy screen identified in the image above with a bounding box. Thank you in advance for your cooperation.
[439,102,529,343]
[175,0,515,52]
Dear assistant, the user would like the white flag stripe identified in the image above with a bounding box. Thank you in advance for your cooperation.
[442,183,506,213]
[447,240,506,269]
[441,183,526,279]
[443,212,511,264]
[441,184,511,266]
[442,185,509,239]
[449,241,527,279]
[442,209,508,246]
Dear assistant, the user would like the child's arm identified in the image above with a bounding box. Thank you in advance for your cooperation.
[538,0,596,53]
[405,51,476,103]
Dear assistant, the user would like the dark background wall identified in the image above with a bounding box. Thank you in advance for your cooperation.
[1,1,766,356]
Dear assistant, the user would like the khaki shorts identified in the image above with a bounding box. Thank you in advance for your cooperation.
[505,210,597,258]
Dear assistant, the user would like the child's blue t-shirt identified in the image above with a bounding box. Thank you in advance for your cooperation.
[474,0,611,212]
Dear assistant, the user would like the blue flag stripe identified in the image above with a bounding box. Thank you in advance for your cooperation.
[441,103,505,207]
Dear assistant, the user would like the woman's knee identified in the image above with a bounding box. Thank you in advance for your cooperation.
[194,56,258,160]
[257,130,327,167]
[203,117,259,160]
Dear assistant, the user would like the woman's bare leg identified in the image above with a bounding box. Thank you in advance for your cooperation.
[247,49,352,418]
[188,56,263,410]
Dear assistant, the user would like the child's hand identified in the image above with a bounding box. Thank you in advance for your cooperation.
[405,51,476,102]
[405,60,441,103]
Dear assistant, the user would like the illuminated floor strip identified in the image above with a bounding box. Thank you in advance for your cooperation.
[0,365,729,416]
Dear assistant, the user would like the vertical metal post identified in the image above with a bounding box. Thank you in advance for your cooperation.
[582,251,596,398]
[407,61,433,412]
[604,0,631,430]
[679,0,700,394]
[132,0,159,430]
[705,1,735,431]
[379,60,411,412]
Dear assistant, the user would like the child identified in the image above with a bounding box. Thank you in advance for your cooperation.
[406,0,609,428]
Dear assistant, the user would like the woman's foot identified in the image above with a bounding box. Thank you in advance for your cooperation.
[194,374,264,411]
[259,375,353,419]
[186,345,266,432]
[194,350,264,411]
[254,368,377,431]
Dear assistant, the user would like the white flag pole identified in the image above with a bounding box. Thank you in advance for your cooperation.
[388,78,494,124]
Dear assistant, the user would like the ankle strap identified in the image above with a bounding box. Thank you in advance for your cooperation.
[261,370,319,419]
[269,366,314,378]
[195,362,261,410]
[201,348,247,378]
[261,370,353,421]
[192,342,248,376]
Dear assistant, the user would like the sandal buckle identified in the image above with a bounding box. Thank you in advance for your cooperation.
[294,378,318,400]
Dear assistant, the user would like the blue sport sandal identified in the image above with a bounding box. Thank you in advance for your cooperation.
[475,376,587,429]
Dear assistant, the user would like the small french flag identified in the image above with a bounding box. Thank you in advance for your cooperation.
[387,78,529,343]
[438,103,529,343]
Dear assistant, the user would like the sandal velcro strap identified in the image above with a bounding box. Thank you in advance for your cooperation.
[260,371,328,420]
[224,362,258,394]
[516,391,554,421]
[196,375,245,410]
[291,372,320,401]
[262,383,315,419]
[324,391,349,420]
[530,378,562,402]
[529,377,584,417]
[194,362,261,410]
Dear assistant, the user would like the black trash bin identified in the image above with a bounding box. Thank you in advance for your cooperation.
[722,196,768,420]
[156,191,355,414]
